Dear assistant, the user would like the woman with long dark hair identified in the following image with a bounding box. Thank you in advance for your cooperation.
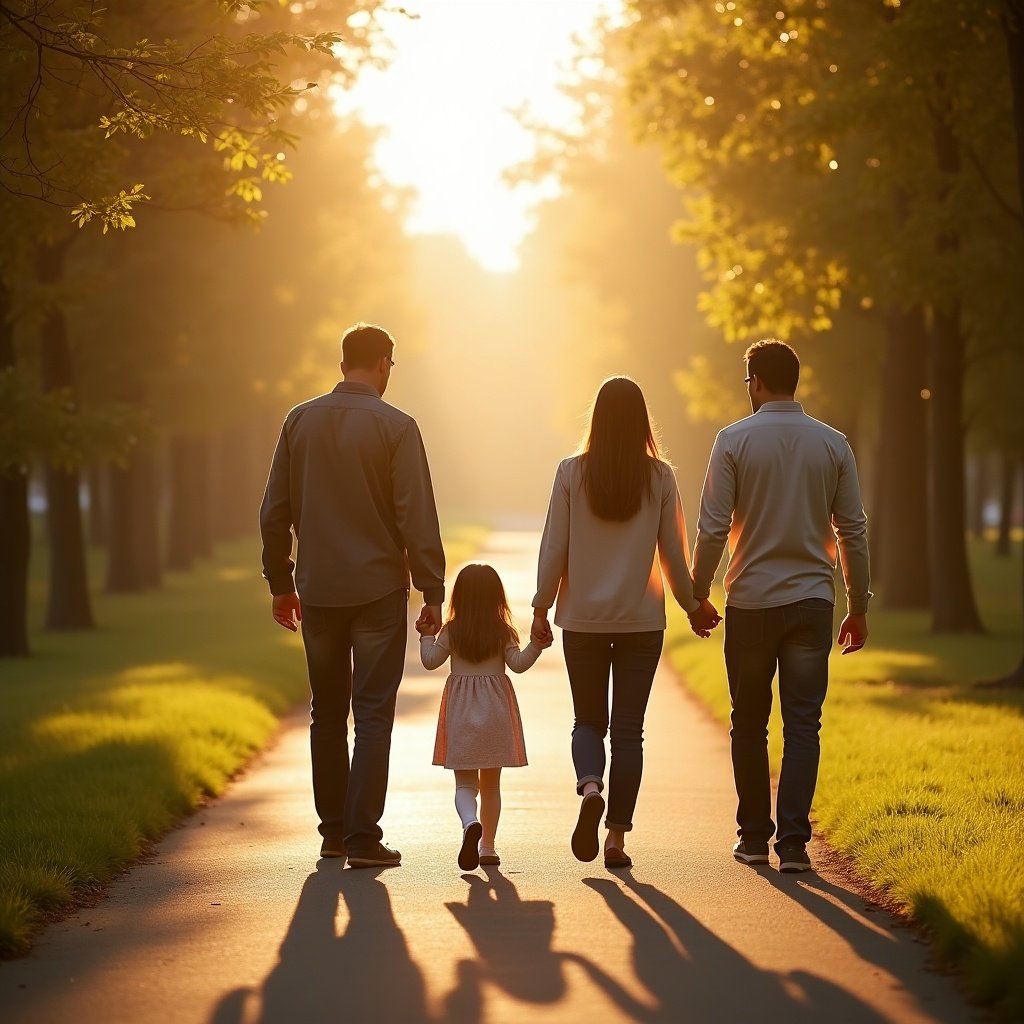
[533,377,715,868]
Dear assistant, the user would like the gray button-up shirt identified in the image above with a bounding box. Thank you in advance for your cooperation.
[692,401,871,613]
[260,381,445,607]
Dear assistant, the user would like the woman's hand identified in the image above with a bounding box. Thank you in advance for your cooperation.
[531,609,553,646]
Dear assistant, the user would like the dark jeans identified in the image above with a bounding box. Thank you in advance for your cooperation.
[300,589,408,852]
[562,629,664,832]
[724,598,834,850]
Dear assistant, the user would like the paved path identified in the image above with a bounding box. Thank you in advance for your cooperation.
[1,533,981,1023]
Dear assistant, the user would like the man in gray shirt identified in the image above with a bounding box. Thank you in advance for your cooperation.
[692,339,870,873]
[260,323,445,867]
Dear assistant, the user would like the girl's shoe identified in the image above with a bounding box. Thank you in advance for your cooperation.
[459,821,483,870]
[479,849,501,866]
[571,791,605,862]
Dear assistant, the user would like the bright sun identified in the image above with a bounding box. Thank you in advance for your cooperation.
[337,0,616,273]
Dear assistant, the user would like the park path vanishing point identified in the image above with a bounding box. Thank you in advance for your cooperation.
[0,532,984,1024]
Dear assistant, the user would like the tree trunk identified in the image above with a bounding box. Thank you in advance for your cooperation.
[991,3,1024,680]
[38,241,93,631]
[968,453,990,540]
[86,462,107,546]
[211,424,255,543]
[995,452,1019,557]
[872,306,930,608]
[926,305,984,633]
[105,444,162,592]
[166,434,212,568]
[0,281,31,656]
[166,435,195,570]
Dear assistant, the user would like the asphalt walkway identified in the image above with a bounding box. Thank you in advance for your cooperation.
[0,533,980,1023]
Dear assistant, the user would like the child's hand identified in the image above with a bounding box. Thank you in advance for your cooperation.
[416,620,439,637]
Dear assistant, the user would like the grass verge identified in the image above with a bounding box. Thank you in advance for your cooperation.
[0,526,485,957]
[665,537,1024,1017]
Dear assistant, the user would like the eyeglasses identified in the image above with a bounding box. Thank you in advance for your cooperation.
[744,376,753,384]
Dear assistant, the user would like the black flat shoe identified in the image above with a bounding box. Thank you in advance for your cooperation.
[459,822,482,871]
[604,847,632,869]
[571,792,605,862]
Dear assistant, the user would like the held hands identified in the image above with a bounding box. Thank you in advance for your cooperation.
[272,592,302,632]
[687,598,722,638]
[415,604,442,637]
[531,609,554,649]
[838,613,868,655]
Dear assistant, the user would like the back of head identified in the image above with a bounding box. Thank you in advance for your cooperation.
[744,339,800,395]
[446,563,519,662]
[581,376,662,522]
[341,323,394,369]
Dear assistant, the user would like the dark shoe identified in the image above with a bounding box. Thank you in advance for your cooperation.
[777,845,812,873]
[479,851,501,866]
[604,847,632,869]
[571,791,605,862]
[319,838,346,859]
[459,822,482,871]
[347,842,402,868]
[732,839,769,865]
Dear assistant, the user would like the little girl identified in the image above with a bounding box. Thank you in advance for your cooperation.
[418,562,549,870]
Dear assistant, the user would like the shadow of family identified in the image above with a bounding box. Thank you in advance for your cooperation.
[209,860,903,1023]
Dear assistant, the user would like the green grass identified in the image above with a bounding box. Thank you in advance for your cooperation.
[0,525,484,957]
[666,537,1024,1017]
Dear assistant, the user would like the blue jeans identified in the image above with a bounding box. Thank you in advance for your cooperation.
[724,598,833,850]
[300,589,408,852]
[563,629,664,832]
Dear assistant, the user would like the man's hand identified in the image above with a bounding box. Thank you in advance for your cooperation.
[415,604,442,636]
[531,609,554,646]
[838,613,868,654]
[687,598,722,638]
[272,592,302,632]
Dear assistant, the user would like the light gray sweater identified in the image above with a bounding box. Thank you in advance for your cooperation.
[691,401,871,613]
[533,456,700,632]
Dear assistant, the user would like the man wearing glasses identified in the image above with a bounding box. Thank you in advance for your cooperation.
[691,339,870,874]
[260,322,445,868]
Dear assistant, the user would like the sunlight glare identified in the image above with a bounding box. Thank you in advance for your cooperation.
[335,1,617,272]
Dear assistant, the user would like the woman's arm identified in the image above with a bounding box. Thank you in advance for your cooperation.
[533,460,570,613]
[657,468,700,614]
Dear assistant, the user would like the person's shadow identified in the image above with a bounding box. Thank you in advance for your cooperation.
[581,874,892,1023]
[443,868,649,1021]
[210,861,431,1023]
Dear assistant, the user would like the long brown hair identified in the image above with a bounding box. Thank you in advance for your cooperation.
[580,376,664,522]
[445,563,520,663]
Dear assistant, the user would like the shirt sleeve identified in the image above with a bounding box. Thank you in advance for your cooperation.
[691,431,735,600]
[392,419,446,607]
[504,640,543,674]
[419,625,452,670]
[259,418,297,596]
[657,468,700,614]
[832,442,872,615]
[533,461,570,611]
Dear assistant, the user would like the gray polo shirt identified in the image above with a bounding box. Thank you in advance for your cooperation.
[692,401,871,613]
[260,381,445,607]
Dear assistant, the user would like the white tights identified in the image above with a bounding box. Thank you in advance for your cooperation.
[454,768,502,851]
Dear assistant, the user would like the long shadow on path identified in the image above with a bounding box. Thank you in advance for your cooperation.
[210,862,431,1024]
[582,874,892,1024]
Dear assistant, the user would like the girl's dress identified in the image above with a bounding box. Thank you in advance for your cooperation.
[420,625,541,769]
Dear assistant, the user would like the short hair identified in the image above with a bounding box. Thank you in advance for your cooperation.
[341,323,394,369]
[744,339,799,394]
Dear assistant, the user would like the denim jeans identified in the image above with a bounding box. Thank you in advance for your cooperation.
[300,589,408,852]
[724,598,833,850]
[562,629,664,831]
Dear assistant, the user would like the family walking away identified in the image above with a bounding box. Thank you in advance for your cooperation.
[259,323,870,876]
